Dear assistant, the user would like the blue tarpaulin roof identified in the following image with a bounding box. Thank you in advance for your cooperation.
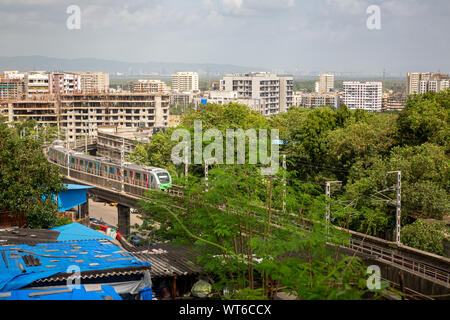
[0,285,122,300]
[57,184,94,212]
[51,223,112,242]
[0,240,151,292]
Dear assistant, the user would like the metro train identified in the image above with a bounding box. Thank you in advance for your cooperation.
[47,141,172,190]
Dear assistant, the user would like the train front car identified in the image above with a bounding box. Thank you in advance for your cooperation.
[154,169,172,190]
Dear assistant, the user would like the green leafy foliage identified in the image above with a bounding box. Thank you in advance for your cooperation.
[132,90,449,262]
[402,219,449,256]
[398,90,450,148]
[0,117,64,228]
[138,164,371,300]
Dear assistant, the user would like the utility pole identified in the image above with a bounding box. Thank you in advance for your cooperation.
[121,138,125,193]
[325,181,342,234]
[65,128,70,177]
[184,144,189,184]
[204,158,215,192]
[387,171,401,244]
[205,161,209,192]
[85,128,88,154]
[282,155,287,213]
[65,129,69,150]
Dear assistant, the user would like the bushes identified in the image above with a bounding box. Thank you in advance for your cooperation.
[402,219,449,256]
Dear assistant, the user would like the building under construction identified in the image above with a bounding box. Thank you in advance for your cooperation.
[96,125,154,162]
[0,77,26,100]
[0,92,170,142]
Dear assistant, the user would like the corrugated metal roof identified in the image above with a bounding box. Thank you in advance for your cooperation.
[0,228,60,245]
[31,265,150,284]
[127,244,200,278]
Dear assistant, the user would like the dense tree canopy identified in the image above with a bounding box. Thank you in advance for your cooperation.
[0,118,64,228]
[137,164,373,300]
[131,90,450,256]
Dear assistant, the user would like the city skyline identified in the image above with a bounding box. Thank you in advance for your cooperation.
[0,0,449,74]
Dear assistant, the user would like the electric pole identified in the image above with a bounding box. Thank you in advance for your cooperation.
[184,144,189,184]
[325,181,342,236]
[121,138,125,193]
[387,171,401,244]
[65,129,69,149]
[204,158,215,192]
[66,129,71,178]
[85,128,88,154]
[205,161,209,192]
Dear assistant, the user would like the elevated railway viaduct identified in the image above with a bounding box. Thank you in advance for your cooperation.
[47,141,450,300]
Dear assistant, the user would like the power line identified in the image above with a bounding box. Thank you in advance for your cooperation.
[290,159,353,173]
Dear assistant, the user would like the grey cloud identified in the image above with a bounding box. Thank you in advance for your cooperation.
[0,0,448,73]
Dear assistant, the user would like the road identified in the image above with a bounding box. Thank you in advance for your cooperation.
[88,199,143,232]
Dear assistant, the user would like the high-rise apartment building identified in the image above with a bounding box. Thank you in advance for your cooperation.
[220,72,294,115]
[132,80,169,93]
[3,71,25,80]
[297,92,341,109]
[49,72,81,95]
[382,93,407,112]
[316,73,335,93]
[2,71,83,98]
[26,72,50,95]
[78,72,110,93]
[343,81,382,112]
[0,73,26,100]
[194,91,269,114]
[171,72,199,93]
[407,72,449,95]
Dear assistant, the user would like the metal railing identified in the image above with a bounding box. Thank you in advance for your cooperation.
[345,237,450,286]
[47,155,450,288]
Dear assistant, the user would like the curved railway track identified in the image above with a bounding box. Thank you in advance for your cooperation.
[47,151,450,297]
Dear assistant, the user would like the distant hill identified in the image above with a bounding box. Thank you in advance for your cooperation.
[0,56,270,77]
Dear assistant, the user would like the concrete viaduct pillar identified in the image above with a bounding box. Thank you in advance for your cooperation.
[117,205,130,237]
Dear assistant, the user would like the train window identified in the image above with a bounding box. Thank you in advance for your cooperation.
[135,173,141,180]
[157,172,170,184]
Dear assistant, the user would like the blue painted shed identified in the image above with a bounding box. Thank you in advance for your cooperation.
[57,184,94,212]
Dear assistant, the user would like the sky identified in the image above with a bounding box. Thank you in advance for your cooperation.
[0,0,449,74]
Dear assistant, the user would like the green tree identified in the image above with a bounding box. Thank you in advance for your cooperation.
[345,143,449,221]
[128,103,271,181]
[397,90,449,148]
[137,164,372,300]
[402,219,449,256]
[0,117,64,228]
[326,113,398,180]
[182,102,268,131]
